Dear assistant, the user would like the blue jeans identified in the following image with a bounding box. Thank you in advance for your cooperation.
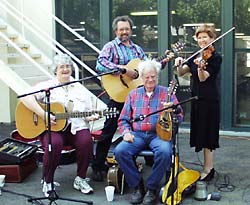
[114,131,172,190]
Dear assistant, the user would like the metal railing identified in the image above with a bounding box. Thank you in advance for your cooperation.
[0,0,101,80]
[0,31,53,78]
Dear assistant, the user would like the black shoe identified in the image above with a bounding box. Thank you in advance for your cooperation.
[200,168,215,182]
[130,179,145,204]
[143,189,157,205]
[91,170,103,182]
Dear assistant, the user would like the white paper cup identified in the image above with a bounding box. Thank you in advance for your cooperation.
[105,186,115,201]
[0,175,5,186]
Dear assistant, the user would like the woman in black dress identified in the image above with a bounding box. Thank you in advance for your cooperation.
[175,24,222,181]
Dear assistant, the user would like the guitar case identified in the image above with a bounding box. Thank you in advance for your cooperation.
[161,162,200,205]
[106,156,126,194]
[10,130,76,165]
[107,164,126,194]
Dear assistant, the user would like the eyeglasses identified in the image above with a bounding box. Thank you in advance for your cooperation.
[57,64,72,69]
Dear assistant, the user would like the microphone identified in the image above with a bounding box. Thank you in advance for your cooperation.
[130,115,145,123]
[207,192,221,201]
[116,67,127,74]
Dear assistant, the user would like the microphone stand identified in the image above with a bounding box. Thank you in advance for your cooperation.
[17,69,121,205]
[130,96,198,205]
[131,96,198,123]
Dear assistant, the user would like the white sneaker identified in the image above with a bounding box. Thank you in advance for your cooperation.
[42,182,52,197]
[73,176,93,194]
[41,181,60,197]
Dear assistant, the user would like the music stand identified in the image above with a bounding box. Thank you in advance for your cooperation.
[131,96,197,205]
[17,69,121,205]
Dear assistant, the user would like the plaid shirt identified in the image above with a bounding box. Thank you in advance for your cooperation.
[118,85,184,135]
[96,37,147,73]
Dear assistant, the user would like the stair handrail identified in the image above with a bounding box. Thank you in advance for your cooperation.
[0,1,79,77]
[45,9,101,54]
[0,31,53,78]
[0,59,31,95]
[0,1,101,80]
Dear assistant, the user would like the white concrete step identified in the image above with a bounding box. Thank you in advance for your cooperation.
[1,53,42,59]
[0,24,7,30]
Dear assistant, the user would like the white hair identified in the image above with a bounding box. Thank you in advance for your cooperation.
[51,53,73,74]
[138,59,161,77]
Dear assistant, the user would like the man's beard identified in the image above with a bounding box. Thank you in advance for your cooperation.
[120,34,130,42]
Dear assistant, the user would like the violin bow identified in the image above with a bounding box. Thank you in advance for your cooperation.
[177,26,235,65]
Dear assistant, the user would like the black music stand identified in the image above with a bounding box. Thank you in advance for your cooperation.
[17,69,121,205]
[131,96,197,205]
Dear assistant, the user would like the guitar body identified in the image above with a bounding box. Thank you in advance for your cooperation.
[101,58,143,103]
[15,102,67,139]
[101,42,185,103]
[16,102,119,139]
[156,79,178,141]
[156,113,172,141]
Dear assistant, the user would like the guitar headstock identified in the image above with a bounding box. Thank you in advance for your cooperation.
[103,107,120,119]
[171,42,185,54]
[157,41,185,62]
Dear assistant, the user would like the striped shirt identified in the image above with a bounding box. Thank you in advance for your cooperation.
[118,85,184,135]
[96,37,147,73]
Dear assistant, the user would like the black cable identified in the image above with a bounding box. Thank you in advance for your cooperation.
[2,188,45,205]
[214,172,235,192]
[181,154,236,193]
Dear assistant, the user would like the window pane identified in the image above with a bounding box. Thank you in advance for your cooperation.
[112,0,158,54]
[234,0,250,127]
[55,0,101,96]
[56,0,100,53]
[234,52,250,126]
[235,0,250,49]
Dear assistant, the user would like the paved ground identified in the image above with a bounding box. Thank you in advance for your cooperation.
[0,122,250,205]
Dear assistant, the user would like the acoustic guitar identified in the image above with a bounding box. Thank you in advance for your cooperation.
[101,42,185,103]
[15,101,119,139]
[156,79,178,141]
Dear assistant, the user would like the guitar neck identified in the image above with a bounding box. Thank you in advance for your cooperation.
[156,53,168,62]
[55,110,104,120]
[155,52,177,67]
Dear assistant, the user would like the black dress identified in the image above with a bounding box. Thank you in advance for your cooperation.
[186,51,222,152]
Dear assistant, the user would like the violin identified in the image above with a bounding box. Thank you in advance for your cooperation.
[194,45,215,68]
[202,45,215,60]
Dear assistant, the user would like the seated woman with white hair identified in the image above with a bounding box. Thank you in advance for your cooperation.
[20,53,99,197]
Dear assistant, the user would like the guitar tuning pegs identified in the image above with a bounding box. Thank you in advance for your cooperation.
[113,107,117,118]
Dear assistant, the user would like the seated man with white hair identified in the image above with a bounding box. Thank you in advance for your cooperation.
[114,59,183,205]
[20,53,99,196]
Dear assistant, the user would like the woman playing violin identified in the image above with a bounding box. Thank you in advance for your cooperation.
[175,24,222,181]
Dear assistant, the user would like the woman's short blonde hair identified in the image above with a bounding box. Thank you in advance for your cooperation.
[195,24,217,39]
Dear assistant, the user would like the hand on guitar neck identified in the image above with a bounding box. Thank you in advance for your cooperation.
[162,101,174,112]
[161,50,175,64]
